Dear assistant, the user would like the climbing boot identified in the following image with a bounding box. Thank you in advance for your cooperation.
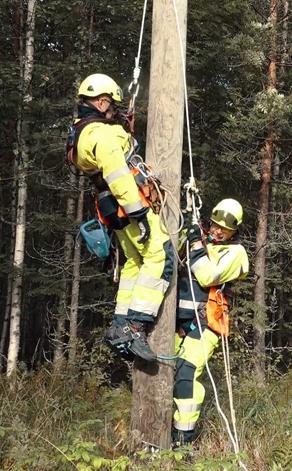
[105,319,156,362]
[104,318,134,358]
[171,428,196,448]
[127,321,157,362]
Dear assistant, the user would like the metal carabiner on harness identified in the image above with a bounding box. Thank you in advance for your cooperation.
[128,59,141,112]
[184,177,202,224]
[215,283,226,306]
[127,153,152,179]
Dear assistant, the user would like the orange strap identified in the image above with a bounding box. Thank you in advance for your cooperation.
[206,287,229,336]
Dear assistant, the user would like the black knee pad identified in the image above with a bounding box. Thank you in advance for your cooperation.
[174,359,196,399]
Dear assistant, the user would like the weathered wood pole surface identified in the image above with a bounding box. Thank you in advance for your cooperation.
[130,0,188,450]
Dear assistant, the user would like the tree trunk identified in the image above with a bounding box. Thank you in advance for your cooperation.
[130,0,187,450]
[280,1,289,78]
[53,171,77,369]
[0,161,17,371]
[68,174,85,369]
[7,0,37,378]
[253,0,278,382]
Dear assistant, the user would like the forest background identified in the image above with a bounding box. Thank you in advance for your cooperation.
[0,0,291,470]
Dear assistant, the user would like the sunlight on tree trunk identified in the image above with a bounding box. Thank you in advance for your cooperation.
[0,160,17,371]
[130,0,186,450]
[254,0,278,383]
[7,0,37,378]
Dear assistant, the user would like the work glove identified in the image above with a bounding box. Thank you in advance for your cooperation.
[188,224,202,244]
[137,215,151,244]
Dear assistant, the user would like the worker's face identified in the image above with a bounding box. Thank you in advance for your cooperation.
[209,222,236,242]
[93,95,113,118]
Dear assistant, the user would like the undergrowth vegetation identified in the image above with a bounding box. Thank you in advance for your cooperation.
[0,365,291,470]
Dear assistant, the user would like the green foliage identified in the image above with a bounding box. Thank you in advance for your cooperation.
[0,369,291,470]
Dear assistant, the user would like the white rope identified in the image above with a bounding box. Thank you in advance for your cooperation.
[186,244,248,469]
[221,332,240,452]
[136,0,148,71]
[171,0,193,178]
[171,0,201,227]
[171,1,247,467]
[128,0,148,109]
[185,243,237,447]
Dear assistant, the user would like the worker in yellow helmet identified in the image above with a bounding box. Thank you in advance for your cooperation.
[69,73,174,361]
[172,198,249,446]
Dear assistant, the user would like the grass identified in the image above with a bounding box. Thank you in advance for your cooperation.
[0,363,291,470]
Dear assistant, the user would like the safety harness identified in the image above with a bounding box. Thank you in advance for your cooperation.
[66,113,165,260]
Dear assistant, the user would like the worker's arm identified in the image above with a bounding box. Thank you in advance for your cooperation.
[91,126,145,216]
[189,242,249,287]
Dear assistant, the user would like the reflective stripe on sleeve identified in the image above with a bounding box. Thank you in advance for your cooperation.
[191,257,221,285]
[123,200,144,214]
[104,166,130,185]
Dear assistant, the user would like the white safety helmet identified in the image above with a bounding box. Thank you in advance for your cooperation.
[78,73,123,102]
[210,198,243,230]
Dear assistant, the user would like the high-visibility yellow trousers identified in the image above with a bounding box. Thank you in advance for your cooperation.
[114,209,174,322]
[173,327,219,432]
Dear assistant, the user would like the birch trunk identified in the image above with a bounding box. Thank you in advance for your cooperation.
[253,0,278,382]
[7,0,37,377]
[0,161,18,371]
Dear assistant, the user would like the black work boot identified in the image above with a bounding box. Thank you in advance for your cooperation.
[104,317,134,360]
[127,321,157,362]
[171,428,196,449]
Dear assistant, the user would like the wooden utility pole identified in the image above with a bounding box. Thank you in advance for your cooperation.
[130,0,187,449]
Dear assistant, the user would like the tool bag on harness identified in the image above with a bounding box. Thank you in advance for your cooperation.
[206,287,230,336]
[79,219,111,259]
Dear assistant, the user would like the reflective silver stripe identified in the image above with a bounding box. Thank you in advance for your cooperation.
[97,190,111,201]
[114,304,129,316]
[177,403,201,413]
[105,166,130,185]
[123,200,144,213]
[129,298,160,317]
[191,256,208,272]
[136,274,169,294]
[173,421,197,431]
[118,279,136,291]
[191,257,221,285]
[179,299,200,310]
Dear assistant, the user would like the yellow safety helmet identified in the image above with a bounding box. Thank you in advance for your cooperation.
[210,198,243,230]
[78,73,123,102]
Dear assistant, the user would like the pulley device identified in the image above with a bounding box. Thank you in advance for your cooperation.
[79,219,110,259]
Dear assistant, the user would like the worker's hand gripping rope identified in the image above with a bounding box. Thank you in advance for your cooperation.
[183,177,202,224]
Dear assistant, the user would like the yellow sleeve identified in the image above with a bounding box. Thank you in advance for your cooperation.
[190,244,249,287]
[77,123,144,214]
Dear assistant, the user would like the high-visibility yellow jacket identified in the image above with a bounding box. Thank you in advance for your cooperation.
[177,241,249,321]
[76,120,144,216]
[190,242,249,287]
